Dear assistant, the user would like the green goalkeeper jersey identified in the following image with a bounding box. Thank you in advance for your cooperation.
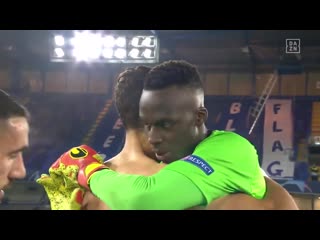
[90,130,266,209]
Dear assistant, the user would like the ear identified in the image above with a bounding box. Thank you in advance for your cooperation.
[196,107,208,126]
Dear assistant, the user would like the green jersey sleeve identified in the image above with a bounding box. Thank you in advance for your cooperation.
[89,168,206,210]
[164,130,266,204]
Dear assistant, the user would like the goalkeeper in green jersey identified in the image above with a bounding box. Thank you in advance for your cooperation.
[87,60,266,209]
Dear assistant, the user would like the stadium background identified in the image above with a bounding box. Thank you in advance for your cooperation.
[0,30,319,209]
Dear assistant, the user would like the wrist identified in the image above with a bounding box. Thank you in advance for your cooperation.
[78,163,108,190]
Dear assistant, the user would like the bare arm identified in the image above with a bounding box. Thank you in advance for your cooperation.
[81,191,111,210]
[262,177,299,210]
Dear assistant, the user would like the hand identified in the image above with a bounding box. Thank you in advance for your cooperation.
[36,173,84,210]
[37,145,107,209]
[49,145,108,190]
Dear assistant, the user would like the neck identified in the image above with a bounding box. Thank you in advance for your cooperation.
[118,129,145,159]
[194,125,209,147]
[200,124,209,137]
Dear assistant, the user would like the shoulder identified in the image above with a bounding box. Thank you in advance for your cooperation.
[197,130,254,149]
[192,130,258,162]
[103,156,119,169]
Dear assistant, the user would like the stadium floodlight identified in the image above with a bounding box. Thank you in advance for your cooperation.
[54,35,65,46]
[50,31,159,64]
[54,48,65,58]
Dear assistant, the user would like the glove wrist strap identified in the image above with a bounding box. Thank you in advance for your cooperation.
[78,163,108,190]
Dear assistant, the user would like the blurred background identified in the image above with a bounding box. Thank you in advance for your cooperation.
[0,30,319,210]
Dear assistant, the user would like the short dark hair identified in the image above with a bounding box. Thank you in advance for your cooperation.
[144,60,204,91]
[114,66,151,129]
[0,89,30,121]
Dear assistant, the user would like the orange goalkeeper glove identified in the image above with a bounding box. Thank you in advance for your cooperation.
[49,145,108,190]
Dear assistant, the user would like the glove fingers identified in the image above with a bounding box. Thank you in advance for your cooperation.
[63,175,78,189]
[49,165,63,176]
[70,188,84,210]
[49,167,65,185]
[36,175,55,187]
[57,165,80,188]
[49,163,79,185]
[41,178,75,210]
[36,173,49,184]
[36,176,62,210]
